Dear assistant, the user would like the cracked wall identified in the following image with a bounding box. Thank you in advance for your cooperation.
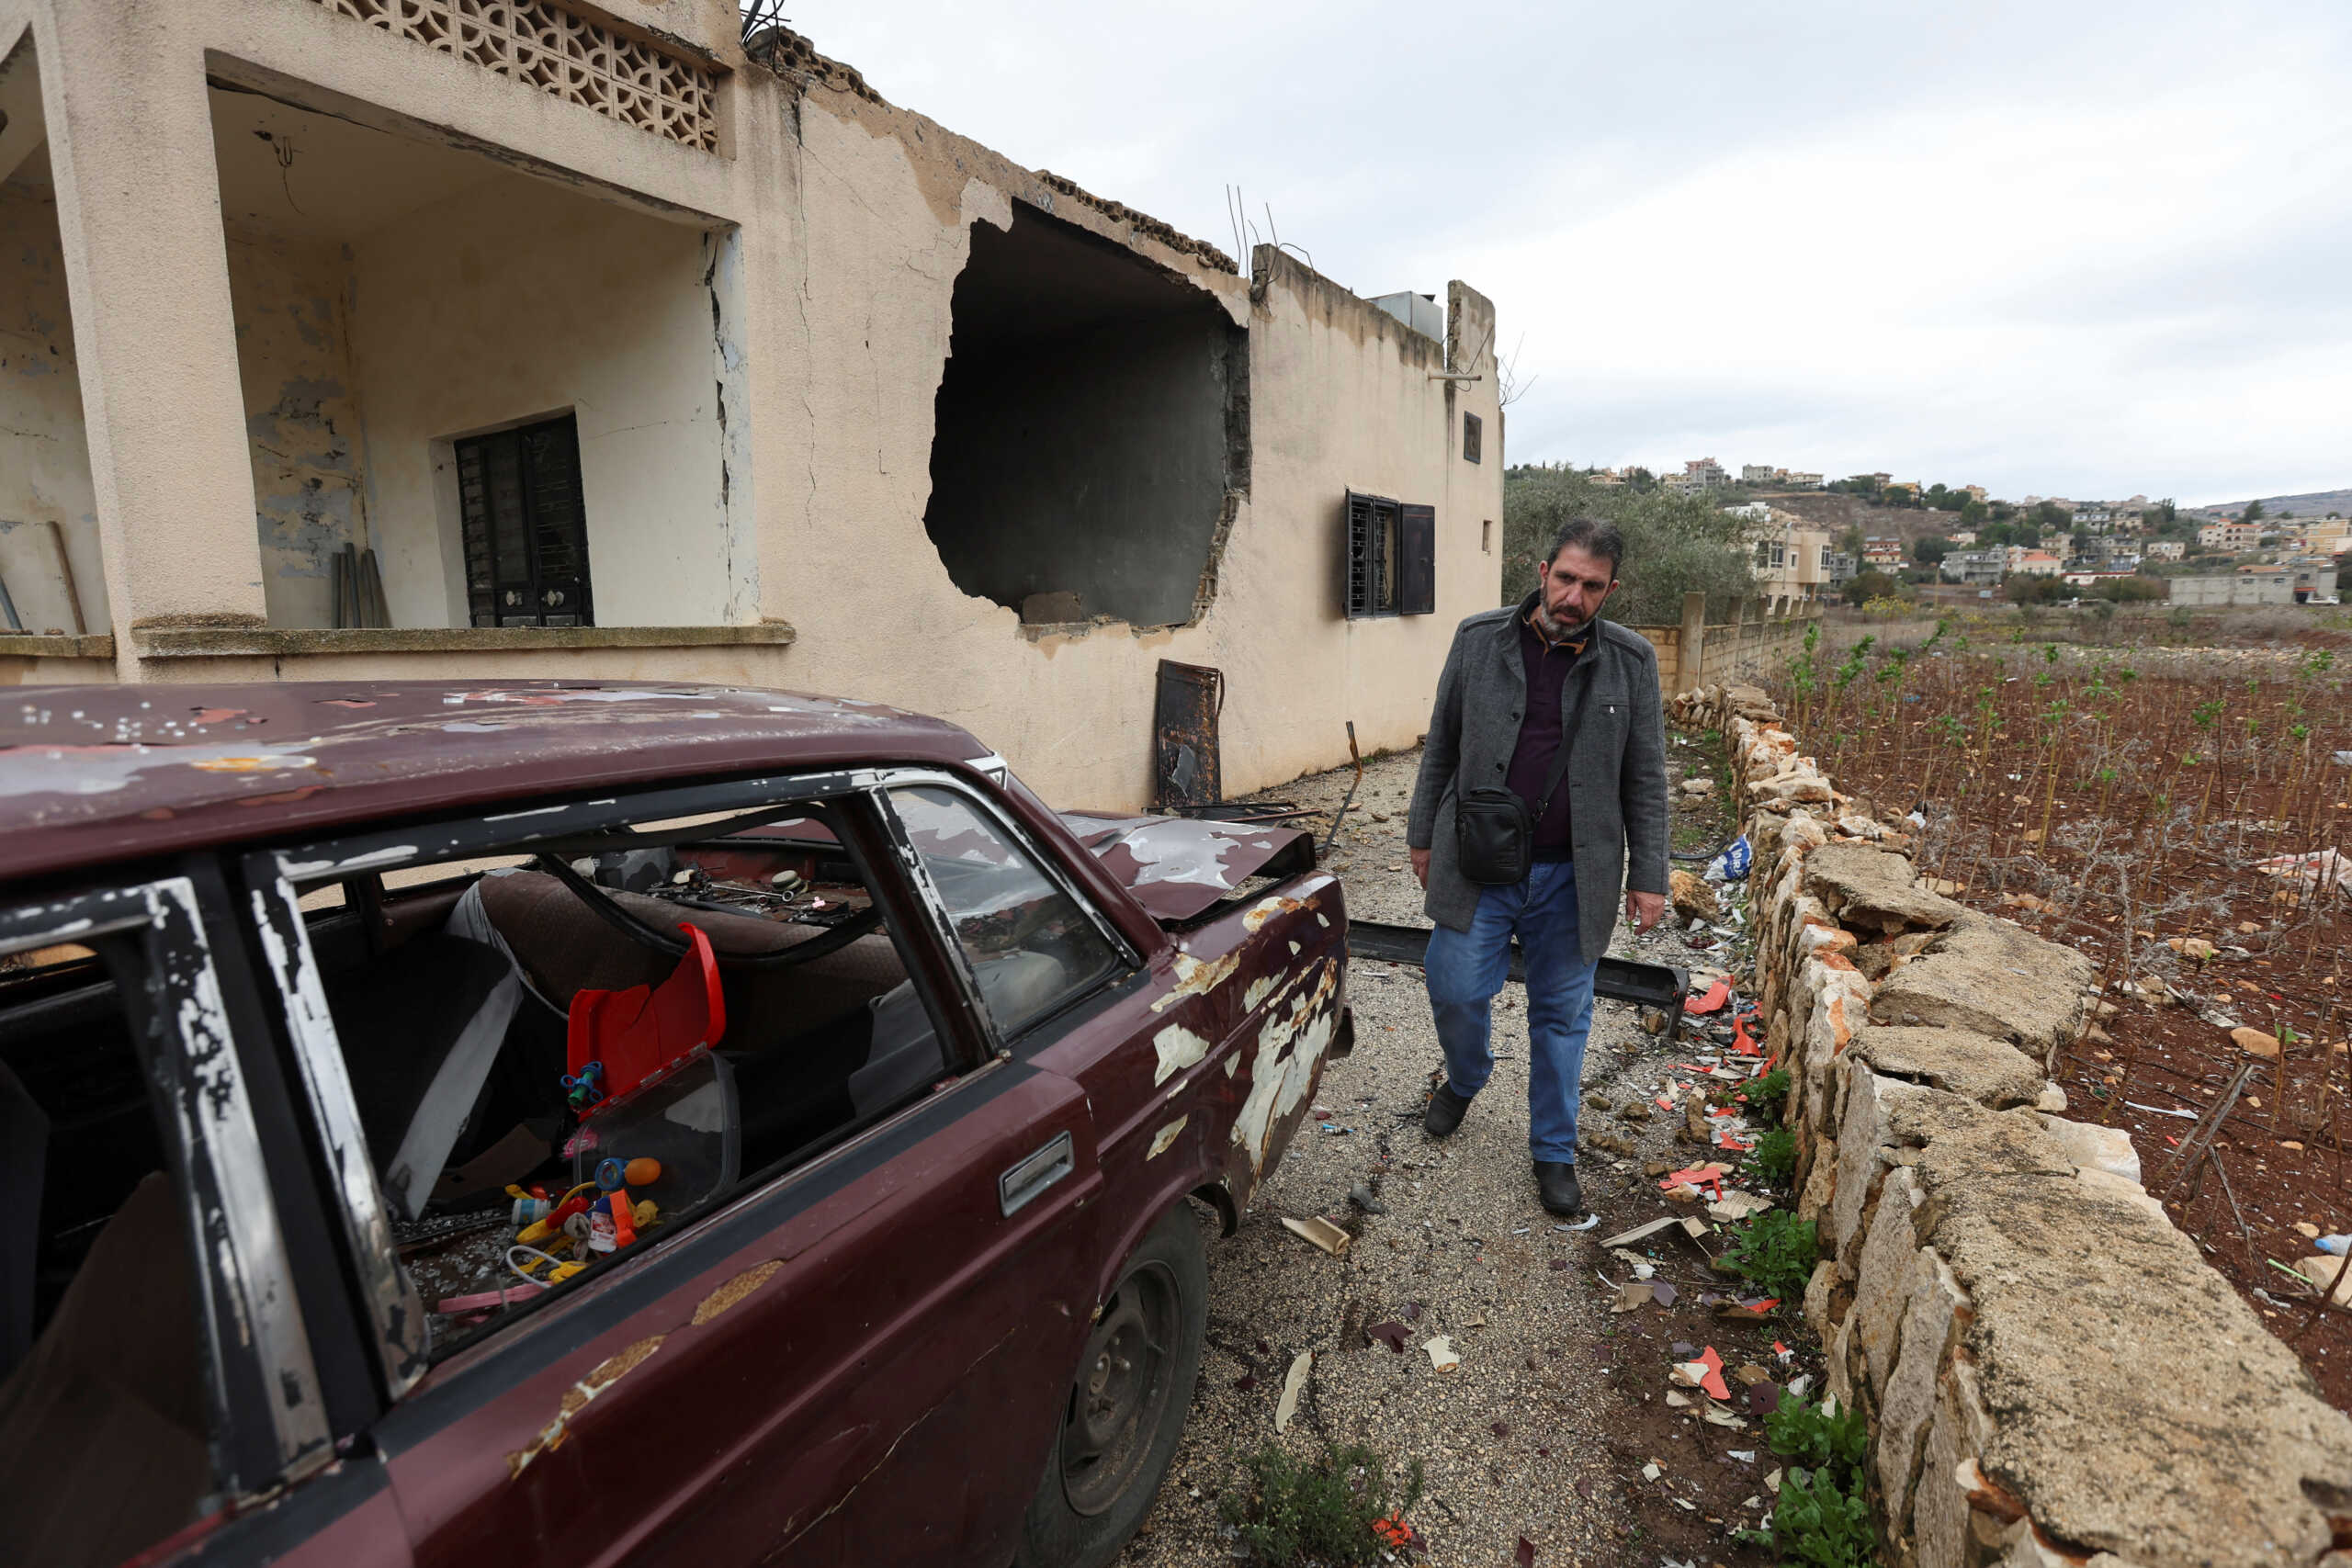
[345,175,731,629]
[0,173,105,633]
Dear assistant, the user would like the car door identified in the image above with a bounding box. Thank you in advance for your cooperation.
[240,771,1129,1567]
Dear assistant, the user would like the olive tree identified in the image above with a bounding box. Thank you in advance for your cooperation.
[1501,464,1759,626]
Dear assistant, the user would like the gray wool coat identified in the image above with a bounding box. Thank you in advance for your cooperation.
[1405,595,1671,964]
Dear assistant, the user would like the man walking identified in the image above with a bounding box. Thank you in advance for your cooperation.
[1406,516,1669,1215]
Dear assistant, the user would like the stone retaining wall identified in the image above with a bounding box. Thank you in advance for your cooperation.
[1672,681,2352,1568]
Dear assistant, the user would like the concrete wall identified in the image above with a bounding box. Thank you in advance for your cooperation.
[0,175,103,634]
[225,227,368,629]
[1672,678,2352,1568]
[2169,573,2296,607]
[1630,598,1824,696]
[739,83,1500,807]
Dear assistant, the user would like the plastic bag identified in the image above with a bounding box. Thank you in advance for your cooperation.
[1702,833,1753,884]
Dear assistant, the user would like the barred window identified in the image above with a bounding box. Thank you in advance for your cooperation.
[457,416,594,627]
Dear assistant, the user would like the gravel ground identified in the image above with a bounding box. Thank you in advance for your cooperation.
[1118,742,1761,1568]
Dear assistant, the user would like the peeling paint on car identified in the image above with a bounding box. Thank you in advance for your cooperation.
[1148,949,1238,1013]
[1243,969,1287,1011]
[1146,1115,1188,1159]
[1228,959,1341,1179]
[505,1334,668,1480]
[692,1260,784,1325]
[1151,1022,1211,1085]
[1056,810,1312,922]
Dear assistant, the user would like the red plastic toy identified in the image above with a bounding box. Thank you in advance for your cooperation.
[566,924,726,1112]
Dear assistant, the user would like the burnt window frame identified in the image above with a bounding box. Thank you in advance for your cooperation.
[456,414,594,628]
[0,876,334,1503]
[1345,491,1436,619]
[1462,412,1483,464]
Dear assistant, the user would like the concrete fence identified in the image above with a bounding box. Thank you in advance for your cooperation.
[1631,592,1825,697]
[1669,680,2352,1568]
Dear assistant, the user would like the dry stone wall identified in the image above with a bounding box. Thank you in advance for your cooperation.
[1673,681,2352,1568]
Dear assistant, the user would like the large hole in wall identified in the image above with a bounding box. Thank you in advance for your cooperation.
[923,205,1245,630]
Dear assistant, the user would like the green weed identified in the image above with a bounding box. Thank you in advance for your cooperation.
[1219,1440,1425,1566]
[1736,1066,1792,1127]
[1721,1210,1818,1301]
[1746,1126,1797,1184]
[1736,1393,1878,1567]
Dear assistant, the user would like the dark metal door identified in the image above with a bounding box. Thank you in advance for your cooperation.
[1152,660,1224,809]
[1398,504,1436,615]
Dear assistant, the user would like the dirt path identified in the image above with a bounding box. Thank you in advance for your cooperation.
[1118,740,1804,1568]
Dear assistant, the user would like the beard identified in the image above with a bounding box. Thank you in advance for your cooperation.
[1533,597,1595,641]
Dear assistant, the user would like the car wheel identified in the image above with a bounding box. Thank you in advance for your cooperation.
[1013,1200,1208,1568]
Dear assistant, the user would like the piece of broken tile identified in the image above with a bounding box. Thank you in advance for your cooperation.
[1274,1350,1311,1433]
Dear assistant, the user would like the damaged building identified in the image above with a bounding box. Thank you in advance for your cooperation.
[0,0,1501,806]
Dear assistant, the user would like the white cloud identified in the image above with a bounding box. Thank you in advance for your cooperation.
[779,1,2352,505]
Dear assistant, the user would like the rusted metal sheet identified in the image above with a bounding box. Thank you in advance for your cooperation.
[1056,810,1314,923]
[1150,660,1222,809]
[0,682,989,884]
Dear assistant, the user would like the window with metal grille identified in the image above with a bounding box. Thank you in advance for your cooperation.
[457,416,594,627]
[1462,412,1482,464]
[1344,491,1436,618]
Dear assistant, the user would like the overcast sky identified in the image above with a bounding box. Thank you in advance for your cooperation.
[779,2,2349,507]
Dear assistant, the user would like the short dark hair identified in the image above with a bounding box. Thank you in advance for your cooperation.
[1547,515,1624,578]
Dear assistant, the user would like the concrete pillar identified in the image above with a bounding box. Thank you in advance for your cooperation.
[37,3,266,659]
[1678,590,1706,694]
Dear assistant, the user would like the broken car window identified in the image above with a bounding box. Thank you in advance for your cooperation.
[277,791,974,1362]
[888,784,1125,1038]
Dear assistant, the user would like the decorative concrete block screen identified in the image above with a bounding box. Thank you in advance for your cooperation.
[1673,679,2352,1568]
[311,0,719,152]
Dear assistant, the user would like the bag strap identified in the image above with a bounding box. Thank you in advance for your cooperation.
[1530,654,1600,820]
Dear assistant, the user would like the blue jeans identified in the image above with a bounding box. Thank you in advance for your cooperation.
[1424,860,1598,1164]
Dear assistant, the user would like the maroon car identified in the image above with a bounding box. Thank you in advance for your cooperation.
[0,682,1349,1568]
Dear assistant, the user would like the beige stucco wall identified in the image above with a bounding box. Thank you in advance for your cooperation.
[0,172,104,634]
[345,175,734,628]
[1,1,1506,810]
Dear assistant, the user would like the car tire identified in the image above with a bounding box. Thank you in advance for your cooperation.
[1012,1199,1209,1568]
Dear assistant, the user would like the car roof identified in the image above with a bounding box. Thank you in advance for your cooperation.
[0,682,991,884]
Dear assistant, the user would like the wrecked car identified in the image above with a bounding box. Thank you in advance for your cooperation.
[0,682,1349,1567]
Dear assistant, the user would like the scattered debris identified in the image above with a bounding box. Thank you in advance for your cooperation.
[1422,1334,1461,1373]
[1274,1349,1312,1432]
[1669,1346,1732,1400]
[1599,1214,1711,1249]
[2253,848,2352,894]
[1364,1320,1411,1353]
[1347,1182,1389,1215]
[1282,1215,1352,1256]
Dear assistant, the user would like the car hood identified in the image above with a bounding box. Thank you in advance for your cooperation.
[1055,812,1314,923]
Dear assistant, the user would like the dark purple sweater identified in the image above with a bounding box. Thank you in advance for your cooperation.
[1507,614,1585,859]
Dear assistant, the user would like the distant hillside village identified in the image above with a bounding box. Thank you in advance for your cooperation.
[1575,459,2350,610]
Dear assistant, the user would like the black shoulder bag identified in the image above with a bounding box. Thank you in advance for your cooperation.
[1454,668,1593,886]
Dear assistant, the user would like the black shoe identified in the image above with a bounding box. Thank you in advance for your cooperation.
[1423,1081,1473,1138]
[1533,1160,1582,1216]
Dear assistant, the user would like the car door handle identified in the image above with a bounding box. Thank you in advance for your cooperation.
[1000,1132,1074,1217]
